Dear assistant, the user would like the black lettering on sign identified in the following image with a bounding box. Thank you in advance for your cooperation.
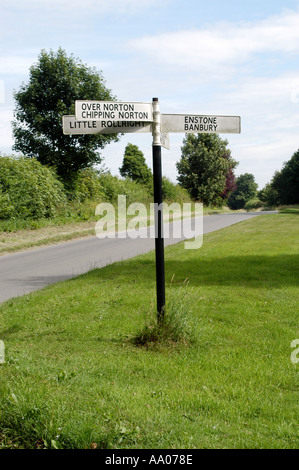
[82,111,116,119]
[183,116,218,132]
[81,103,102,111]
[69,120,97,129]
[118,111,148,120]
[103,103,135,112]
[185,115,217,125]
[99,121,148,129]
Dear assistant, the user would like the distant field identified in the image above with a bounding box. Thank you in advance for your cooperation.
[0,213,298,449]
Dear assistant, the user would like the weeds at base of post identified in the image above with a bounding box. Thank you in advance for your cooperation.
[131,279,196,349]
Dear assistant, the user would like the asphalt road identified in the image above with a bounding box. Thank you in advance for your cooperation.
[0,212,275,304]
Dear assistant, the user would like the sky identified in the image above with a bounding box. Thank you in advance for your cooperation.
[1,0,299,189]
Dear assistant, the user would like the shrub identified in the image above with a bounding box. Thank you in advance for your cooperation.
[0,187,14,219]
[98,172,152,205]
[69,168,105,202]
[162,177,190,203]
[0,155,66,219]
[244,198,263,211]
[119,143,152,184]
[258,183,279,207]
[227,173,258,210]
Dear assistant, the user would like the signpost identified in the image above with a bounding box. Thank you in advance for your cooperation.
[160,131,170,151]
[75,100,153,122]
[161,114,241,134]
[63,115,152,135]
[152,98,165,323]
[63,99,241,322]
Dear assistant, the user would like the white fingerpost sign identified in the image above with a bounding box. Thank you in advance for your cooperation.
[75,101,153,122]
[64,98,241,324]
[161,114,241,134]
[62,115,152,135]
[160,131,170,150]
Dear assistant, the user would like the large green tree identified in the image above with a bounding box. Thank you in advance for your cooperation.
[176,133,237,206]
[119,143,152,184]
[258,182,280,207]
[12,48,118,183]
[270,150,299,205]
[227,173,258,210]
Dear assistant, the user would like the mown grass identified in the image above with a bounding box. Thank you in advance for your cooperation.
[0,213,298,449]
[279,205,299,214]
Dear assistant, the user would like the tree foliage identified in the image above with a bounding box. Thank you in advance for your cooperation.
[70,168,105,203]
[258,149,299,206]
[221,152,237,201]
[161,177,190,203]
[258,183,280,207]
[176,134,237,206]
[119,143,152,184]
[270,150,299,205]
[12,48,118,182]
[0,155,66,219]
[227,173,258,210]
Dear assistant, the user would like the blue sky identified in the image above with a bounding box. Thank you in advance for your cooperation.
[1,0,299,189]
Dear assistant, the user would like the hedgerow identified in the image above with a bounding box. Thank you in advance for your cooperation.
[0,155,66,219]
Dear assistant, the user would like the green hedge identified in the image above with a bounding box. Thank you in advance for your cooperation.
[98,172,153,205]
[244,198,263,211]
[0,155,192,224]
[162,176,190,203]
[68,168,105,202]
[0,155,66,219]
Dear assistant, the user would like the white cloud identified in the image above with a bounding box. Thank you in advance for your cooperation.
[0,56,37,76]
[216,78,299,159]
[235,132,299,162]
[211,74,299,116]
[233,133,299,187]
[130,8,299,69]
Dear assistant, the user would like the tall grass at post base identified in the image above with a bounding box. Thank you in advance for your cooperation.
[131,279,196,348]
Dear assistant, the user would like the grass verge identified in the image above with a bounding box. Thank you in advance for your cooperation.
[0,213,298,449]
[278,205,299,214]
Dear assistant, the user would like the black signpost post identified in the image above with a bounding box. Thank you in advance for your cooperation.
[152,98,166,324]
